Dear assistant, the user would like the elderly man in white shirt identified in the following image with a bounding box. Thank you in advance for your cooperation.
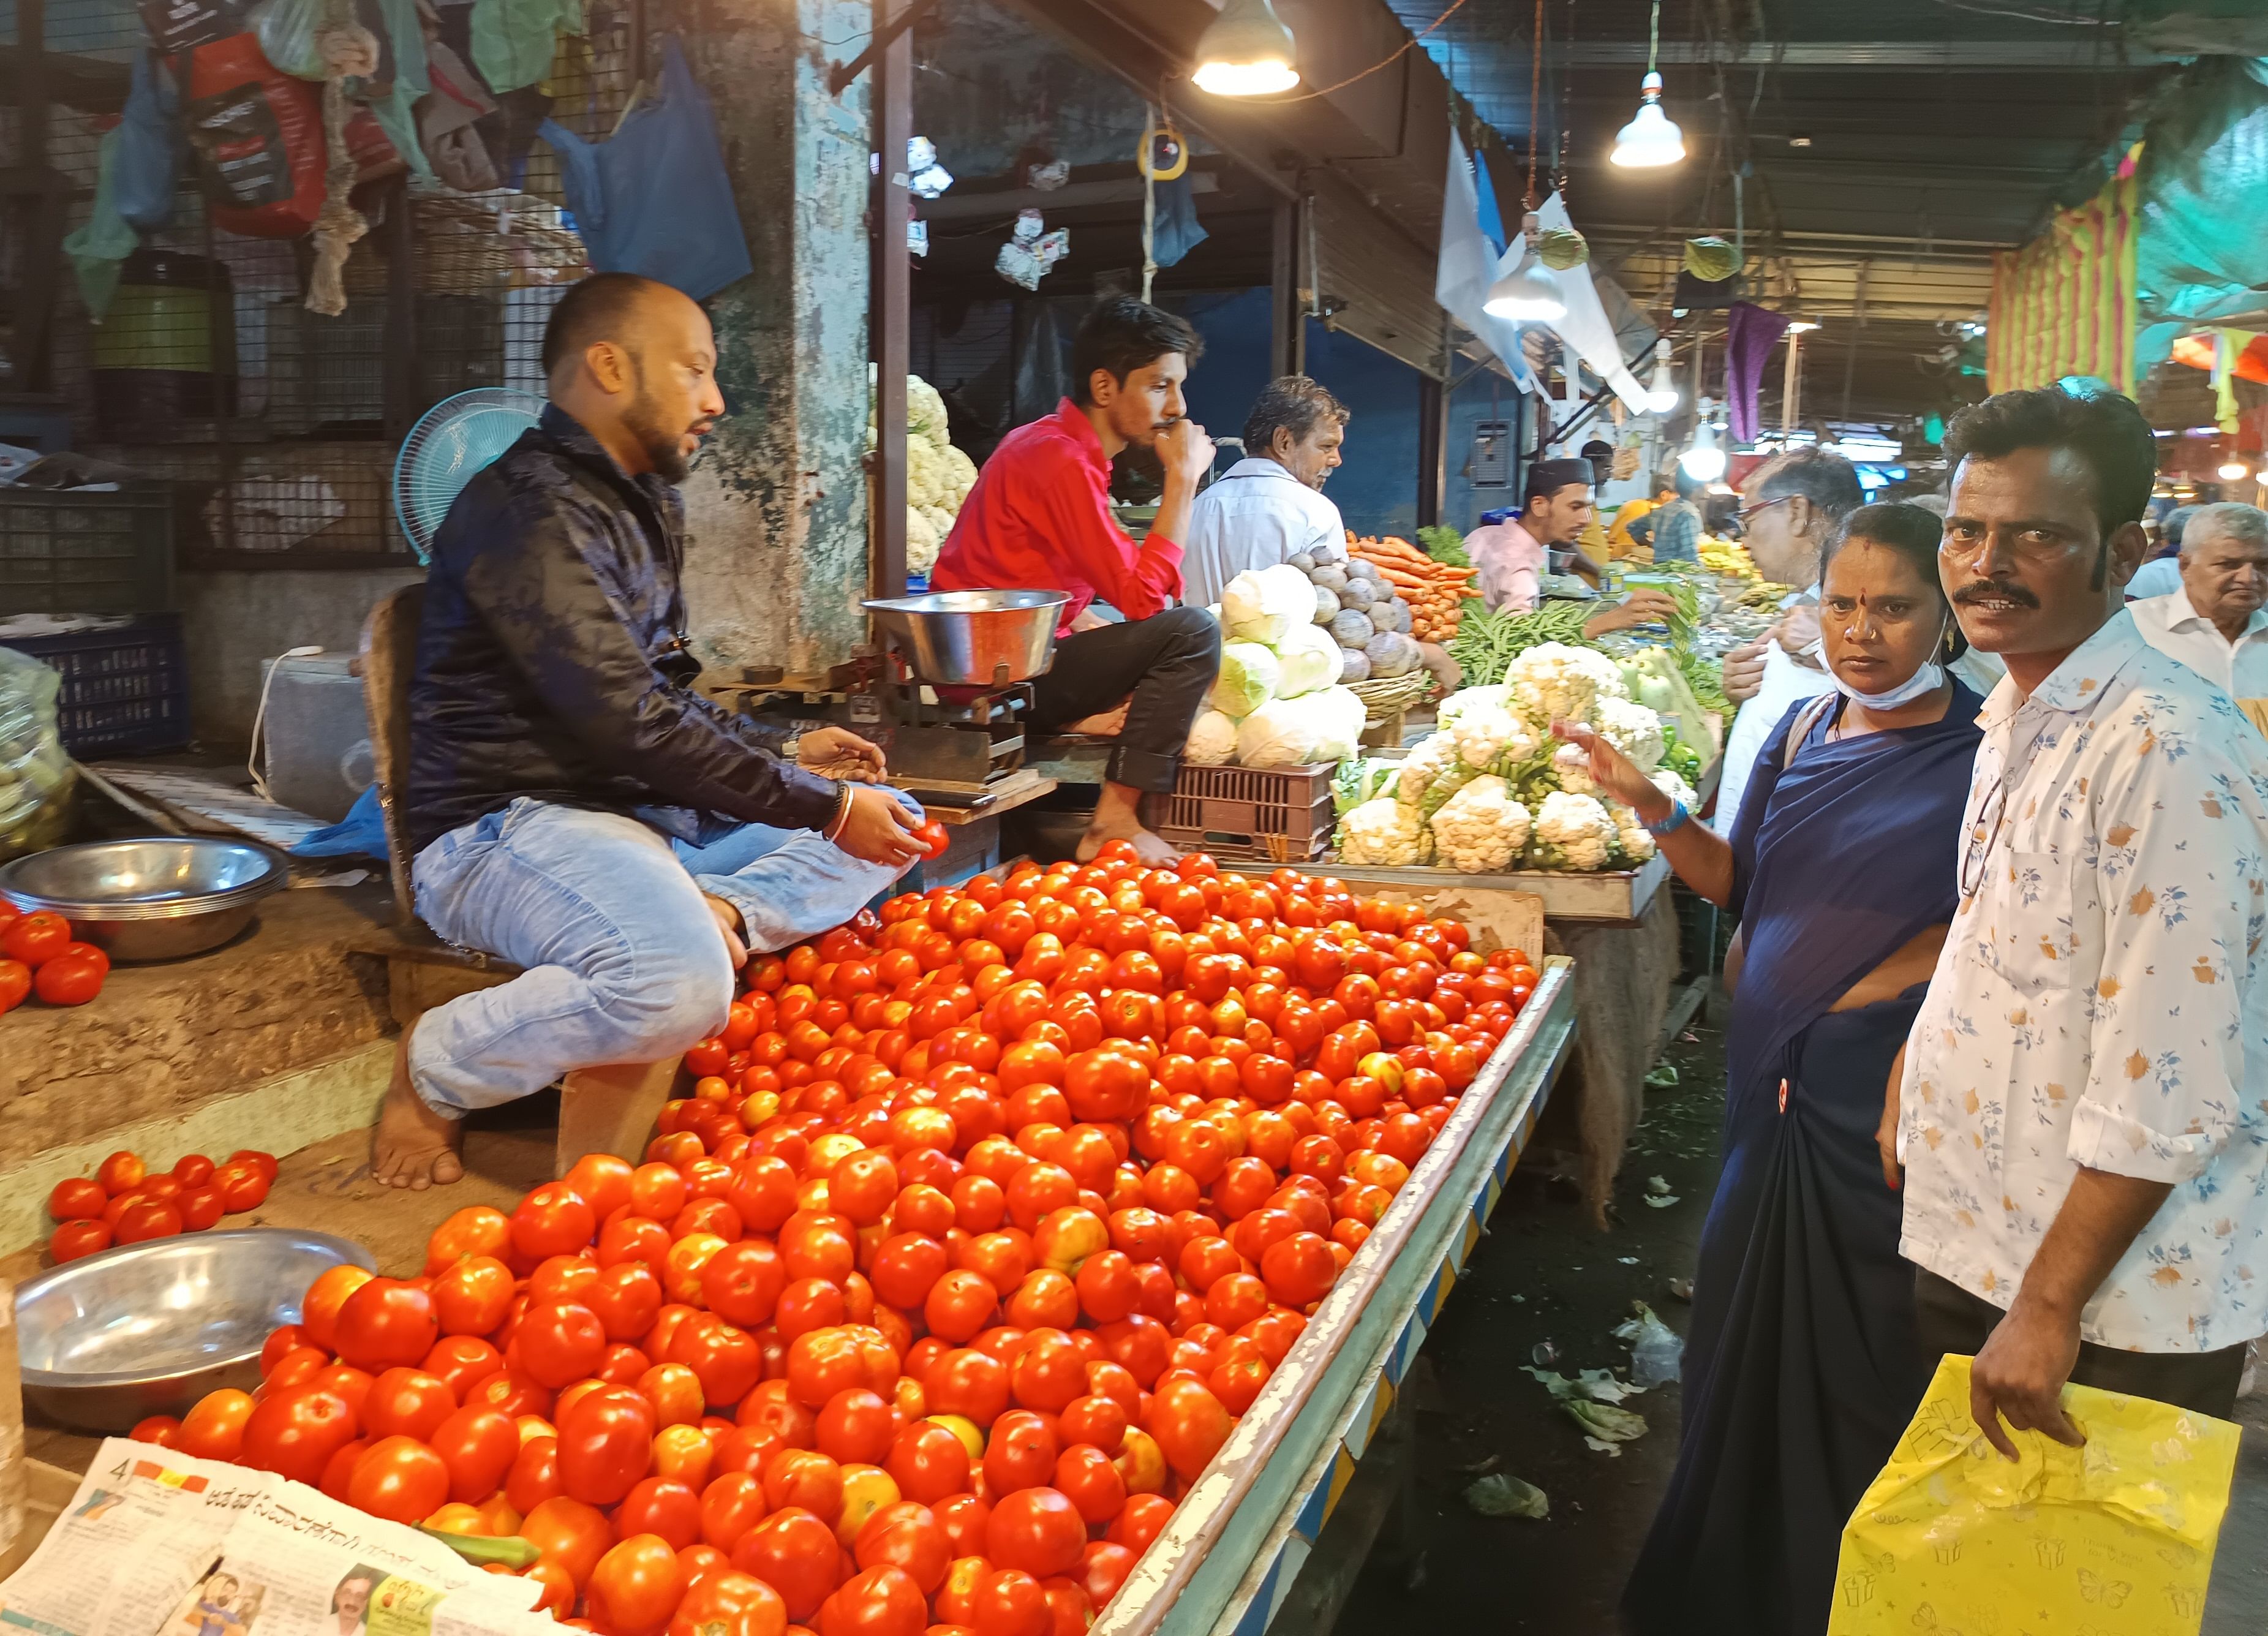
[1181,376,1348,609]
[2128,501,2268,724]
[1889,385,2268,1451]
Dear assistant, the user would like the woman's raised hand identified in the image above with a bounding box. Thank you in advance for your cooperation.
[1553,719,1671,820]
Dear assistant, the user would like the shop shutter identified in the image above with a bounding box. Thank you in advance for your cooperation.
[1308,175,1450,381]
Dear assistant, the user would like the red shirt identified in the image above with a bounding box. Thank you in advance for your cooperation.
[932,400,1185,635]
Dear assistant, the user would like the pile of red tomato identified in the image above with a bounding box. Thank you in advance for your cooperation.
[144,848,1538,1636]
[0,907,108,1013]
[46,1147,278,1262]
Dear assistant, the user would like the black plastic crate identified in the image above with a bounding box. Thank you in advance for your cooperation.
[2,614,191,756]
[0,484,175,617]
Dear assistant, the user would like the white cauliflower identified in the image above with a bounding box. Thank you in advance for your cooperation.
[1185,709,1238,765]
[1649,766,1698,809]
[1450,700,1539,771]
[941,444,979,506]
[1527,790,1617,872]
[1395,731,1463,807]
[1607,801,1657,865]
[907,438,949,510]
[907,374,951,450]
[1594,696,1666,774]
[1338,797,1431,865]
[1550,740,1596,794]
[906,505,941,573]
[1504,643,1629,729]
[1437,684,1509,731]
[1428,775,1531,873]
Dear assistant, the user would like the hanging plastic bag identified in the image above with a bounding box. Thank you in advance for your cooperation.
[1827,1355,2238,1635]
[0,647,77,865]
[116,50,183,233]
[537,37,752,301]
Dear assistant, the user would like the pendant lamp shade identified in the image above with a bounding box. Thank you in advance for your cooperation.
[1193,0,1300,96]
[1484,255,1565,323]
[1612,72,1686,168]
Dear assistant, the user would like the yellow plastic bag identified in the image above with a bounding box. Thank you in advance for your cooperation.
[1828,1355,2238,1635]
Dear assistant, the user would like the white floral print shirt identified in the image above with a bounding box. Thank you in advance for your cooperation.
[1897,609,2268,1353]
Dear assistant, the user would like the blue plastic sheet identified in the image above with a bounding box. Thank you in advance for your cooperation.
[538,37,752,301]
[2135,57,2268,368]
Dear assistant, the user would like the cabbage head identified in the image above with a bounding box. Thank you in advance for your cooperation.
[1273,622,1344,698]
[1184,709,1238,765]
[1221,564,1316,645]
[1235,687,1366,767]
[1209,641,1281,717]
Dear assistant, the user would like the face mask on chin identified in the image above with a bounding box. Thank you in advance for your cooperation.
[1806,613,1952,710]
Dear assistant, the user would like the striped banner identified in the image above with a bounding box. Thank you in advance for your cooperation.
[1987,171,2139,396]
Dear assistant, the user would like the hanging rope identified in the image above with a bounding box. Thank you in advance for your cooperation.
[1276,0,1472,101]
[304,0,378,316]
[1524,0,1544,208]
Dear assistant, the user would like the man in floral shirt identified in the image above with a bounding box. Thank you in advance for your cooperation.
[1891,383,2268,1452]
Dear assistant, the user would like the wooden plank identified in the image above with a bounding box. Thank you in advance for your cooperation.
[556,1057,683,1177]
[361,584,426,927]
[1282,853,1669,925]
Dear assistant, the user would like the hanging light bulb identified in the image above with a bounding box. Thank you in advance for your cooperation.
[1612,73,1686,168]
[1192,0,1300,96]
[1485,255,1565,323]
[1645,349,1678,413]
[1610,6,1684,170]
[2218,458,2250,481]
[1679,420,1726,482]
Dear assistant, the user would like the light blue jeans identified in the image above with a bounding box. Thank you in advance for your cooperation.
[405,799,913,1116]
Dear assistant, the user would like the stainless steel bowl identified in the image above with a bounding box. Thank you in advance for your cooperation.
[16,1229,376,1431]
[863,589,1070,686]
[0,837,287,960]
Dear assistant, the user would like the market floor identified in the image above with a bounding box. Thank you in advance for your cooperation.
[1335,1015,2268,1635]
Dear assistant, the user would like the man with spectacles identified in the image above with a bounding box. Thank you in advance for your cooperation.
[1711,447,1864,831]
[1890,385,2268,1450]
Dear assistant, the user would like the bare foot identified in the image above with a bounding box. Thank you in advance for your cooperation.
[1068,701,1131,737]
[372,1025,465,1189]
[1076,820,1179,865]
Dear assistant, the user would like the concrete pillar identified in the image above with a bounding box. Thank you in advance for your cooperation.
[657,0,873,679]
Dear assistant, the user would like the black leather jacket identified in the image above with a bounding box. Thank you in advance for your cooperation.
[406,405,840,854]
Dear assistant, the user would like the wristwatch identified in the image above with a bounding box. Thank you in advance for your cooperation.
[1641,799,1690,838]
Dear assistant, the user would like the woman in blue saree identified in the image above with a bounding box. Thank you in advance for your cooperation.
[1560,503,1984,1636]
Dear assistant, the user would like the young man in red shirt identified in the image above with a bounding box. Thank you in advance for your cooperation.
[933,297,1221,862]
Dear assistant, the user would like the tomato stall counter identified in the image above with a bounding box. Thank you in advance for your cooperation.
[1099,954,1577,1636]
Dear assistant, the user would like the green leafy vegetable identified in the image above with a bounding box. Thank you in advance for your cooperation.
[1464,1474,1549,1518]
[1564,1399,1649,1442]
[1416,524,1470,569]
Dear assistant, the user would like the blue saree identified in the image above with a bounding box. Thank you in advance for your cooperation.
[1621,683,1983,1636]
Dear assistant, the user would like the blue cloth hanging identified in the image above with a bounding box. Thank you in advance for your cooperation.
[538,37,752,301]
[1150,175,1208,268]
[1471,145,1510,260]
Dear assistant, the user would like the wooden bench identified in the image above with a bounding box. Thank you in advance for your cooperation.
[350,582,680,1175]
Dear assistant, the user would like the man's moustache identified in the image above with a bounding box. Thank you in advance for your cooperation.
[1953,581,2040,608]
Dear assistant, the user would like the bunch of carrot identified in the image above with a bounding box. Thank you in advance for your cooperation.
[1348,535,1475,644]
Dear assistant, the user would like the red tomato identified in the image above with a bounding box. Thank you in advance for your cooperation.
[853,1501,950,1595]
[1,911,71,967]
[982,1409,1059,1496]
[557,1387,658,1506]
[211,1160,272,1213]
[95,1150,146,1197]
[45,1177,105,1222]
[49,1219,112,1262]
[912,819,952,861]
[361,1366,457,1442]
[816,1564,928,1635]
[616,1477,704,1551]
[113,1199,183,1244]
[521,1495,614,1589]
[669,1567,786,1636]
[513,1182,599,1261]
[346,1434,451,1523]
[239,1385,358,1485]
[884,1419,971,1505]
[730,1506,842,1623]
[429,1404,518,1502]
[985,1487,1085,1579]
[32,949,105,1006]
[0,960,27,1014]
[130,1414,182,1446]
[176,1185,225,1232]
[332,1278,439,1372]
[516,1299,608,1388]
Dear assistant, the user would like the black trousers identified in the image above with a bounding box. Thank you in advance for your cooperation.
[1030,606,1221,793]
[1913,1268,2247,1419]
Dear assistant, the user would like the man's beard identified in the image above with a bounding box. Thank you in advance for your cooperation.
[625,389,692,483]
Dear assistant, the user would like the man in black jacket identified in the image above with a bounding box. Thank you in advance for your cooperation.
[379,273,924,1188]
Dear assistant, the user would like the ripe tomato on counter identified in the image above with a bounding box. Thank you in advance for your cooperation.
[162,848,1529,1633]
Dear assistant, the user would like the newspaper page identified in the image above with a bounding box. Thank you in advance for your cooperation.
[0,1442,557,1636]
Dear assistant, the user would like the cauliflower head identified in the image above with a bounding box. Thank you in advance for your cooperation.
[1428,775,1532,873]
[1338,797,1431,865]
[1607,801,1657,865]
[1504,642,1629,729]
[1594,695,1666,774]
[1450,701,1540,772]
[907,439,949,510]
[906,505,941,574]
[1550,740,1596,795]
[1395,731,1463,807]
[1649,766,1698,809]
[1437,684,1509,731]
[1527,790,1617,872]
[907,374,951,450]
[941,444,979,507]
